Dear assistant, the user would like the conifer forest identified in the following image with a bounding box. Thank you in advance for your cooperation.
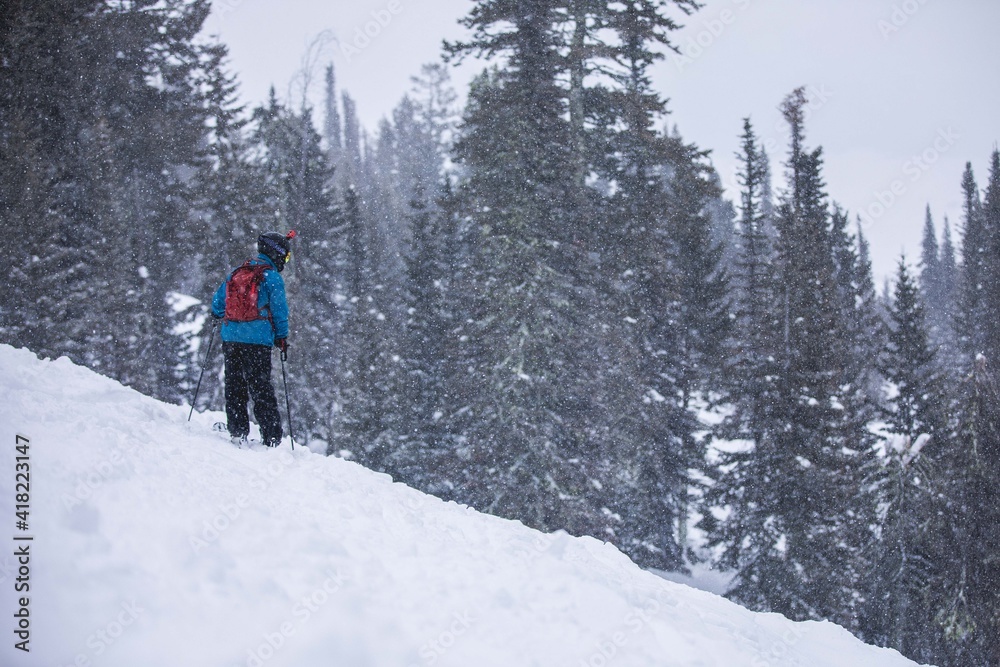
[2,2,998,665]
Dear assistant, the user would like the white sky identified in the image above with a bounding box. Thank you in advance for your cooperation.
[204,0,1000,284]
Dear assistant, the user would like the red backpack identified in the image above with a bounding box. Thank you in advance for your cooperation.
[224,261,271,322]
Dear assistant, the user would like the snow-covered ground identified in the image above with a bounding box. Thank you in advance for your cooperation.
[0,345,925,667]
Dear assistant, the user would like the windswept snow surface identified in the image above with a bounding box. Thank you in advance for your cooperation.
[0,345,924,667]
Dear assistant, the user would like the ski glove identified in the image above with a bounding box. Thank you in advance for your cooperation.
[275,338,289,353]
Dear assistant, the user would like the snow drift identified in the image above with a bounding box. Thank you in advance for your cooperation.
[0,345,923,667]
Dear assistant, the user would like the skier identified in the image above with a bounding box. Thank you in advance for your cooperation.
[211,231,295,447]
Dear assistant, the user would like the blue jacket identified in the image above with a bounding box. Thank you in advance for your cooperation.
[211,254,289,347]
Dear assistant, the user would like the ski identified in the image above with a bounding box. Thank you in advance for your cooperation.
[213,422,286,449]
[212,422,257,448]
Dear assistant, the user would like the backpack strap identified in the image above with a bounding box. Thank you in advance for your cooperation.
[252,260,275,328]
[250,261,277,333]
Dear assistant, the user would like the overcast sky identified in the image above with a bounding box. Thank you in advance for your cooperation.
[203,0,1000,285]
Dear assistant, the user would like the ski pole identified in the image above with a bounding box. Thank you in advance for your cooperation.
[188,319,219,422]
[280,347,295,450]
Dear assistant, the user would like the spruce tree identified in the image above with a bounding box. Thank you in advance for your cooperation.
[860,403,939,662]
[882,258,946,438]
[979,150,1000,365]
[927,354,1000,665]
[920,206,942,311]
[587,0,726,570]
[333,186,401,468]
[340,91,363,189]
[409,63,458,166]
[444,0,720,552]
[957,162,986,359]
[601,110,687,568]
[709,89,873,626]
[448,63,594,532]
[192,42,266,278]
[918,207,962,366]
[831,208,882,381]
[664,136,733,556]
[938,217,960,338]
[395,185,457,490]
[0,0,212,403]
[854,225,890,393]
[323,63,342,157]
[703,118,784,584]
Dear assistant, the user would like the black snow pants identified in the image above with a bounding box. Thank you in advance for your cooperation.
[222,342,282,446]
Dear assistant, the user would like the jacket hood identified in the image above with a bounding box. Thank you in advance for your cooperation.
[257,253,280,271]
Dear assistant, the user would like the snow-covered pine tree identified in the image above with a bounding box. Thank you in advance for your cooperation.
[364,73,457,296]
[925,157,1000,665]
[937,217,960,351]
[194,41,269,267]
[408,63,458,175]
[443,0,713,551]
[957,161,986,361]
[924,353,1000,665]
[394,184,457,492]
[882,258,947,440]
[583,0,716,571]
[704,119,783,579]
[662,135,733,556]
[858,261,944,659]
[102,1,212,403]
[729,118,778,390]
[828,207,884,449]
[917,206,962,368]
[978,150,1000,367]
[339,91,364,190]
[323,63,342,158]
[920,206,942,311]
[342,69,460,478]
[851,223,889,398]
[599,95,686,569]
[712,89,873,626]
[332,186,401,467]
[0,0,211,403]
[446,51,595,534]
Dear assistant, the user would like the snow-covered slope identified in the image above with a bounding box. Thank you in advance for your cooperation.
[0,345,923,667]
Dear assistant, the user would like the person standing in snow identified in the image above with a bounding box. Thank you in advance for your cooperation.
[211,231,295,447]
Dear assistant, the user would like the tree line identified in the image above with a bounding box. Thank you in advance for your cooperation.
[1,1,998,664]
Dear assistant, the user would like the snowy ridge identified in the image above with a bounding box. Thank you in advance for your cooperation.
[0,345,924,667]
